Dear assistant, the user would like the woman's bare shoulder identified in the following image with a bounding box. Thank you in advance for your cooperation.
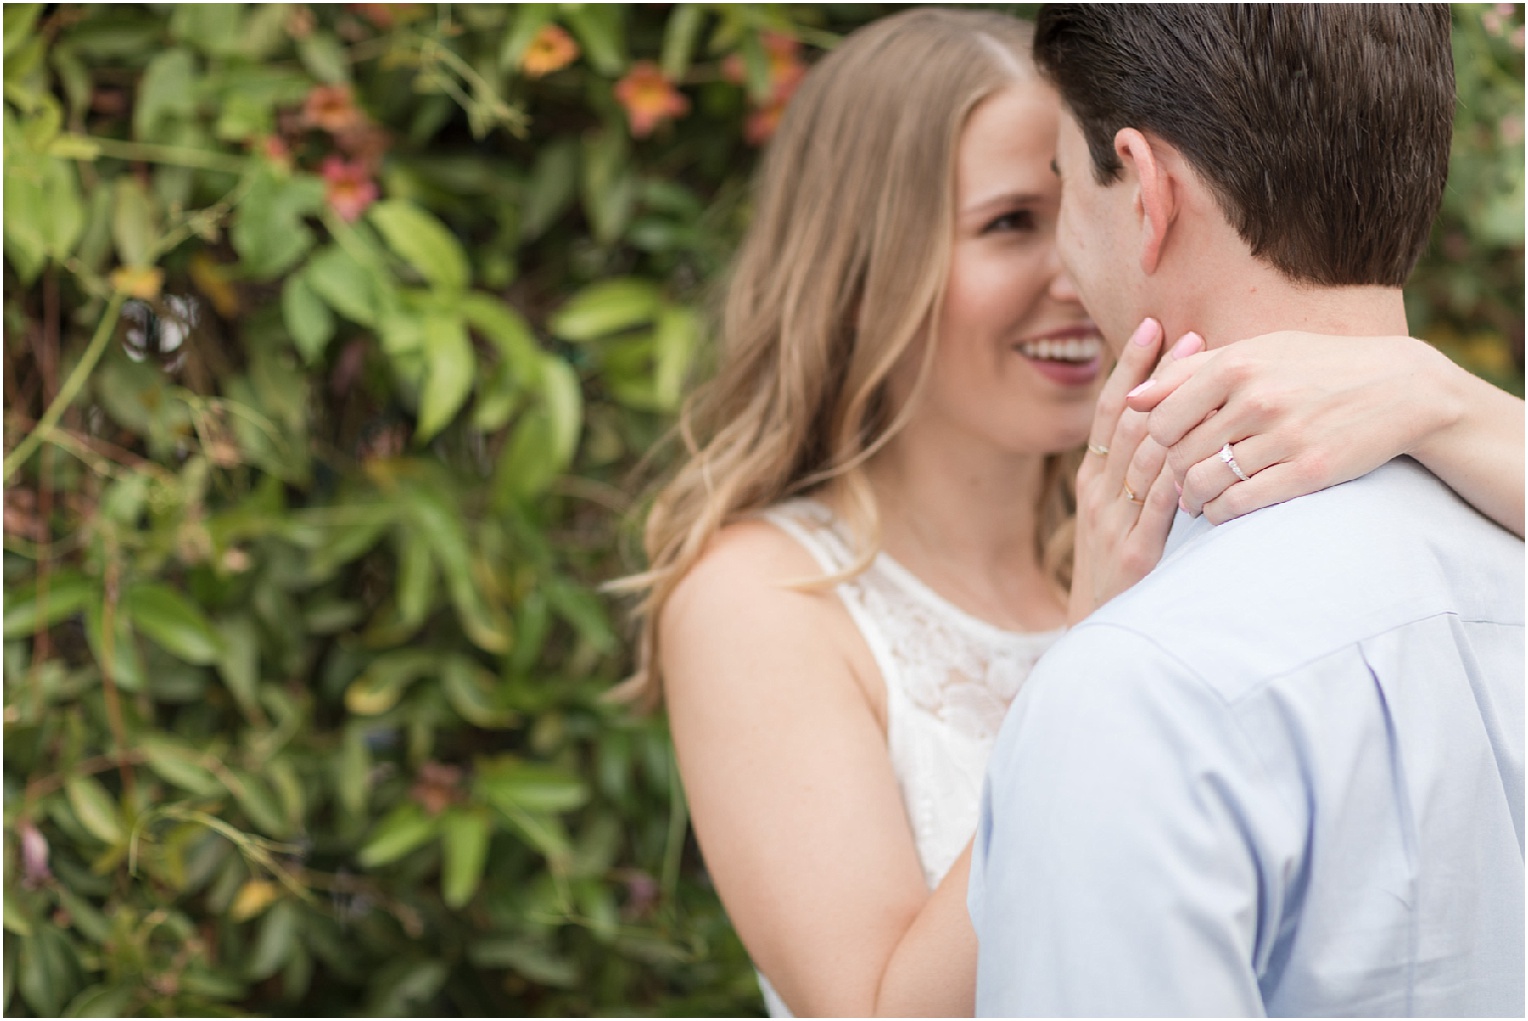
[659,515,856,699]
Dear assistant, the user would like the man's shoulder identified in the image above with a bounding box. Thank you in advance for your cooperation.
[1056,459,1524,700]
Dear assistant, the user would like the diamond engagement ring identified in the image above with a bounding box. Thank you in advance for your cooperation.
[1087,443,1110,456]
[1121,482,1145,504]
[1219,442,1252,483]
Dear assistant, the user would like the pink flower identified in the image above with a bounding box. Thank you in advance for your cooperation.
[322,156,378,221]
[613,62,690,137]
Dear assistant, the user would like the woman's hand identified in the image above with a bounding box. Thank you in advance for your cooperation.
[1122,332,1524,535]
[1069,319,1195,625]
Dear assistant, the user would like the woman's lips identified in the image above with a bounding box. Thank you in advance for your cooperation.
[1014,332,1105,387]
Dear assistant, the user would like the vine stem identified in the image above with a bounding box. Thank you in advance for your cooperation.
[4,291,124,483]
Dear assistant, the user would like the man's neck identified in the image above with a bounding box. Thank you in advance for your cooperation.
[1157,260,1411,349]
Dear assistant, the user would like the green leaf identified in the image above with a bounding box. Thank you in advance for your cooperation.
[415,314,475,442]
[358,802,438,868]
[500,3,556,69]
[3,4,42,60]
[393,529,437,635]
[3,145,85,275]
[231,168,323,280]
[564,4,626,75]
[281,271,336,364]
[477,758,588,814]
[368,199,470,293]
[344,649,438,715]
[540,354,583,470]
[306,244,383,327]
[494,406,558,502]
[18,926,79,1017]
[397,483,512,654]
[245,899,300,981]
[228,769,289,838]
[520,138,578,242]
[65,983,141,1018]
[469,937,578,986]
[441,656,516,728]
[85,596,146,693]
[297,31,349,84]
[134,48,197,139]
[462,292,539,370]
[580,127,634,245]
[110,176,157,268]
[653,304,701,409]
[139,735,221,796]
[366,959,448,1017]
[336,727,372,819]
[123,583,224,665]
[661,4,705,80]
[3,571,92,639]
[439,807,491,909]
[65,775,123,846]
[214,616,261,718]
[548,277,660,342]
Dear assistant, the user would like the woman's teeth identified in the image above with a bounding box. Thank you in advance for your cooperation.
[1016,336,1102,362]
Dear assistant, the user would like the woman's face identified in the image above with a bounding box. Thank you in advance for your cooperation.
[898,81,1104,458]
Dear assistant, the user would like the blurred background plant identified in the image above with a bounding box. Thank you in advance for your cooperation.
[2,3,1521,1016]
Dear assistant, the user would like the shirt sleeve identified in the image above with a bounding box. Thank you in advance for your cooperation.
[969,624,1284,1018]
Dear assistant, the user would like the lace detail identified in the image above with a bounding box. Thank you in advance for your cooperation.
[764,498,1059,740]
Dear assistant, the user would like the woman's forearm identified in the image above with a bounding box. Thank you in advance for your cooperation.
[872,842,979,1017]
[1410,355,1525,538]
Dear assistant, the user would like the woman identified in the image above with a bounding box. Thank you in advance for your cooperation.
[620,9,1524,1017]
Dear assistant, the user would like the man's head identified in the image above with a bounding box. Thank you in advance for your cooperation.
[1033,4,1454,342]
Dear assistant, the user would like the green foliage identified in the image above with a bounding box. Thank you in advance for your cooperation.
[1,3,1520,1017]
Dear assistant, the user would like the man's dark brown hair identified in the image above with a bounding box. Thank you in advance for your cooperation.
[1033,4,1454,287]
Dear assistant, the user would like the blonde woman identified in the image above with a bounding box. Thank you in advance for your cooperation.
[621,9,1525,1017]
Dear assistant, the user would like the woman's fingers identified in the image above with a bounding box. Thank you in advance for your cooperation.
[1199,461,1318,524]
[1087,318,1164,454]
[1178,434,1277,516]
[1132,462,1180,563]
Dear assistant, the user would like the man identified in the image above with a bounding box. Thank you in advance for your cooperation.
[969,5,1525,1016]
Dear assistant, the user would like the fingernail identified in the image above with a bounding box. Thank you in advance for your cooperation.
[1169,332,1204,359]
[1173,481,1183,495]
[1127,379,1156,399]
[1180,497,1190,513]
[1129,318,1161,347]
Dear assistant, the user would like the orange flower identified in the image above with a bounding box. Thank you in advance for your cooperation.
[521,24,579,78]
[745,100,787,146]
[723,32,806,100]
[614,62,690,137]
[322,156,378,221]
[303,83,364,134]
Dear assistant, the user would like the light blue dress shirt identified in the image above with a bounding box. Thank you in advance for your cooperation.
[970,458,1525,1017]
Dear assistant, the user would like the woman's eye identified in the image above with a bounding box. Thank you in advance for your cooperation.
[984,210,1035,233]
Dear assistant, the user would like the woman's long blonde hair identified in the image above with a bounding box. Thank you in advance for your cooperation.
[616,8,1077,709]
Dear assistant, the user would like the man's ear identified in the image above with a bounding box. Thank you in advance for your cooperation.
[1113,127,1175,275]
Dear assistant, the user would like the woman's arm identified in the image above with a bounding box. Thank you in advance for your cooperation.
[660,521,979,1017]
[1127,333,1525,537]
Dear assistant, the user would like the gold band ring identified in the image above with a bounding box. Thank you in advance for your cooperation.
[1088,443,1110,456]
[1121,482,1146,505]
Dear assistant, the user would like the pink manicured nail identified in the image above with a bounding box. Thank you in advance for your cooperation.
[1169,332,1204,359]
[1129,318,1161,347]
[1127,379,1157,399]
[1174,481,1183,495]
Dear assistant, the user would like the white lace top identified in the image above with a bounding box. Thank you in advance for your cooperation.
[753,498,1065,1017]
